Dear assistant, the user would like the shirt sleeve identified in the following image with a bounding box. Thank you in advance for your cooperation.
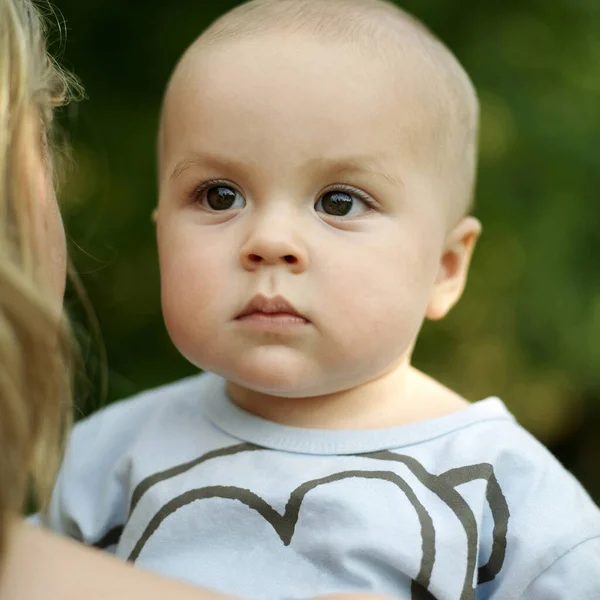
[521,536,600,599]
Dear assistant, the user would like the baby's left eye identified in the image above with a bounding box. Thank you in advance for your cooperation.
[314,189,371,217]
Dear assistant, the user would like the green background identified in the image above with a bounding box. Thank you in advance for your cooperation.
[52,0,600,501]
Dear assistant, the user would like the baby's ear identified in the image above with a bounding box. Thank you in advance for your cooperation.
[425,216,481,321]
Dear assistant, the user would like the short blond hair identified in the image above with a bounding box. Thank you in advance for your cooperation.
[0,0,80,562]
[162,0,479,217]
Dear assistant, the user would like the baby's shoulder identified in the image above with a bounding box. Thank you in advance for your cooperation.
[440,403,583,491]
[467,417,600,595]
[417,404,600,594]
[413,395,599,535]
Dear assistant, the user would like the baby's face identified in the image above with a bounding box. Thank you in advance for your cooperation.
[157,33,459,398]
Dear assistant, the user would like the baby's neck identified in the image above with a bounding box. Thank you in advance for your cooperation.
[226,366,469,430]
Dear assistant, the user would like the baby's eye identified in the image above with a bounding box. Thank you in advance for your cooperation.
[314,189,371,217]
[200,185,245,211]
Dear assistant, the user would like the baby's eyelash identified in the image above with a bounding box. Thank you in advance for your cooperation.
[323,184,378,209]
[187,180,377,211]
[187,178,234,203]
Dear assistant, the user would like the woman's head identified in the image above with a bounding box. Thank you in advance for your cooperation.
[0,0,79,559]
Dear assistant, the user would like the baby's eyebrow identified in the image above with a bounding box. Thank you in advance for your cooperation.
[312,157,404,189]
[169,152,246,182]
[168,152,403,189]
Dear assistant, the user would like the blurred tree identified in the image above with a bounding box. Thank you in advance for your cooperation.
[52,0,599,500]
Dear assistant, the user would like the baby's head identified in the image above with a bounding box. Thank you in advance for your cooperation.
[155,0,481,400]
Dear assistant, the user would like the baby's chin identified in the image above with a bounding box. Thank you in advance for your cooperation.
[192,346,335,400]
[222,362,324,400]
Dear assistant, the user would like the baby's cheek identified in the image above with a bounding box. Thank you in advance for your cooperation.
[326,245,429,353]
[160,273,216,369]
[158,232,230,363]
[160,253,221,321]
[159,222,223,302]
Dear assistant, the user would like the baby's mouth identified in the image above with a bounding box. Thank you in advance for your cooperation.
[236,294,309,324]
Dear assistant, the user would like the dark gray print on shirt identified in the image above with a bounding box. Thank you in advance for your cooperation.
[97,444,509,600]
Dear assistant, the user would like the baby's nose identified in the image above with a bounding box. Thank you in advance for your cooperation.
[245,252,299,266]
[239,232,308,273]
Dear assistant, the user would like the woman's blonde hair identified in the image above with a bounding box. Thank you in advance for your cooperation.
[0,0,80,561]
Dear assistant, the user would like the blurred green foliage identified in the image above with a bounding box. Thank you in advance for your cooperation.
[52,0,599,500]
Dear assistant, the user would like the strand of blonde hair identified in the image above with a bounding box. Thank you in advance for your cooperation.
[0,0,81,562]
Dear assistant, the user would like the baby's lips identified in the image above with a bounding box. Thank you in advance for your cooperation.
[237,294,305,320]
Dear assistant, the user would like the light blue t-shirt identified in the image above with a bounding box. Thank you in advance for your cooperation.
[45,372,600,600]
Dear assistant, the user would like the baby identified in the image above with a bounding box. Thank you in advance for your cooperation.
[46,1,600,599]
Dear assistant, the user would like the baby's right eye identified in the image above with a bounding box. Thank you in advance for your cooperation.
[195,184,246,211]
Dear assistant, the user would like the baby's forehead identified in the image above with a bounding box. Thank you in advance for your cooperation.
[165,25,455,136]
[162,30,462,161]
[161,33,438,171]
